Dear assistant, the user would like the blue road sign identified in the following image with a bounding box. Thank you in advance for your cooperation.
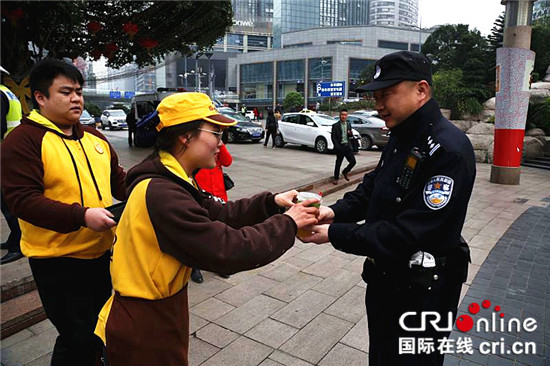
[109,91,121,99]
[124,91,135,99]
[316,81,345,97]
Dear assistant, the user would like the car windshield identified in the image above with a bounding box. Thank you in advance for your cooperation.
[81,110,91,118]
[221,112,249,122]
[237,121,260,127]
[110,110,126,117]
[315,114,338,126]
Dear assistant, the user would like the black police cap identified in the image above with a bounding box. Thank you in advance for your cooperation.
[356,51,433,92]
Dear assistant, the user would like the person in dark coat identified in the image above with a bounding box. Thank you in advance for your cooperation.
[126,106,137,147]
[304,51,476,366]
[331,109,356,184]
[263,109,278,149]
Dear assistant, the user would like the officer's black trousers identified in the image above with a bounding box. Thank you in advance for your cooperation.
[29,252,111,366]
[365,269,463,366]
[333,145,356,179]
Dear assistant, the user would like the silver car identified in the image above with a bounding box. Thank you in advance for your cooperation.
[336,113,389,150]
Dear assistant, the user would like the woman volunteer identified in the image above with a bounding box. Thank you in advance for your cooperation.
[94,92,319,365]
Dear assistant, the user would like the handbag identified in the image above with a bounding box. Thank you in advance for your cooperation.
[223,173,234,191]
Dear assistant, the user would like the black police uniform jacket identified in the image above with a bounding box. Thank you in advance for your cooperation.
[328,98,476,277]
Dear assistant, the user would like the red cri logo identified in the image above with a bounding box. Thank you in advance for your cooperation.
[456,299,505,332]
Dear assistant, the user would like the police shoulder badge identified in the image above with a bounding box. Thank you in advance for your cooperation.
[423,175,453,210]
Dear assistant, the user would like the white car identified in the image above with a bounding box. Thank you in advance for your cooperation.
[101,109,127,130]
[275,112,362,153]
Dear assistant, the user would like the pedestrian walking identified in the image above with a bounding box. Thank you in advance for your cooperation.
[241,104,247,116]
[0,65,23,265]
[263,109,278,149]
[126,106,137,147]
[1,59,127,365]
[304,51,475,366]
[253,107,259,122]
[94,92,319,365]
[331,109,356,184]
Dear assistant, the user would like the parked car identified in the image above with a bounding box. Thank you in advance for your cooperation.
[100,109,127,130]
[220,111,265,143]
[79,110,95,127]
[276,112,362,153]
[353,110,380,117]
[345,114,389,150]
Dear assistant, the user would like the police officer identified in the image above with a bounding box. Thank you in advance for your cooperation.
[1,66,23,265]
[304,51,476,365]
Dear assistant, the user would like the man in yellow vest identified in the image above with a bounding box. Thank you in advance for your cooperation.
[1,65,23,264]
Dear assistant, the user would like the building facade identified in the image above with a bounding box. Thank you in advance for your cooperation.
[369,0,419,28]
[273,0,370,48]
[228,25,430,108]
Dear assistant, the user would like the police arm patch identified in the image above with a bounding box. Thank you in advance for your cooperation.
[423,175,454,210]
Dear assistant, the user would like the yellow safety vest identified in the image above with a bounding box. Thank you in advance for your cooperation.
[0,84,22,137]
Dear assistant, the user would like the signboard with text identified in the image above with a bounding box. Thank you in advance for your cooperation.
[316,81,345,97]
[109,91,121,99]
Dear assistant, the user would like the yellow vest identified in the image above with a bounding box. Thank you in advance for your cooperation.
[0,84,22,137]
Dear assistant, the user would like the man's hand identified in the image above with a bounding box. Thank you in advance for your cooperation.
[274,189,299,208]
[300,224,330,244]
[317,206,335,224]
[284,200,319,228]
[84,208,117,232]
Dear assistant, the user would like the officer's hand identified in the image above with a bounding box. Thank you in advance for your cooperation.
[274,189,299,208]
[284,201,319,229]
[300,224,330,244]
[84,208,117,232]
[317,206,335,224]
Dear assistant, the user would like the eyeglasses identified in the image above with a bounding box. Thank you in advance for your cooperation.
[198,128,224,141]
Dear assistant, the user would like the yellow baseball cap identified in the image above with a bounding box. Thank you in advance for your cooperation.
[156,92,237,131]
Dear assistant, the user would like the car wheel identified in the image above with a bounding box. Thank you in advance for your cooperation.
[315,137,328,153]
[108,122,113,131]
[274,134,285,148]
[361,135,373,150]
[227,131,236,143]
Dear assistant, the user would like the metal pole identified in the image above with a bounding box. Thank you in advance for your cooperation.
[184,56,188,89]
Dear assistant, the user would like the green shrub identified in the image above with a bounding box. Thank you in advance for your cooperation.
[84,102,101,117]
[458,97,483,117]
[526,98,550,135]
[283,92,304,111]
[531,72,540,83]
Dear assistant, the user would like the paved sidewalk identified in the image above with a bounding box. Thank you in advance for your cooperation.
[2,135,550,365]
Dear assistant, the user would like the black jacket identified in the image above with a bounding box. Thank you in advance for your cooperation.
[331,120,353,151]
[266,114,278,130]
[328,98,476,271]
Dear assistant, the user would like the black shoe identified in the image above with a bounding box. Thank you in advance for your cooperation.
[1,252,23,265]
[191,268,203,283]
[218,273,230,279]
[343,172,350,181]
[0,242,8,250]
[332,178,338,185]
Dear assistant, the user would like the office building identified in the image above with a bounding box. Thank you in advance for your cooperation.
[369,0,419,28]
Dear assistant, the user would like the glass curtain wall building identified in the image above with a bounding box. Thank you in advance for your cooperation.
[369,0,419,27]
[273,0,369,47]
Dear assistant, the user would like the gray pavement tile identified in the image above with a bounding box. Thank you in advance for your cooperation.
[443,354,460,365]
[26,353,52,366]
[270,290,336,328]
[190,297,236,322]
[279,256,314,271]
[215,275,279,307]
[1,329,34,349]
[27,320,54,336]
[318,343,368,366]
[200,336,273,366]
[301,254,352,279]
[293,245,334,262]
[188,277,234,307]
[263,272,323,303]
[323,286,366,323]
[268,350,313,366]
[258,262,302,282]
[486,355,515,366]
[340,316,369,353]
[311,268,360,298]
[189,336,220,366]
[245,318,299,349]
[214,294,286,334]
[258,359,285,366]
[279,313,353,364]
[190,313,210,335]
[1,328,56,366]
[196,323,240,348]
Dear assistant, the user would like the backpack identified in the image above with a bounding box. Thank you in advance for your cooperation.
[134,111,160,148]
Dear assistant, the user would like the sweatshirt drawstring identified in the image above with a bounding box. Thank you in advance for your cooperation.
[61,139,85,206]
[78,139,103,201]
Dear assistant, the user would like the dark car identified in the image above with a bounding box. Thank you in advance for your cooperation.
[221,111,264,143]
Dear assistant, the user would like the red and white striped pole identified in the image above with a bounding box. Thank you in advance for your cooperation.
[490,0,536,185]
